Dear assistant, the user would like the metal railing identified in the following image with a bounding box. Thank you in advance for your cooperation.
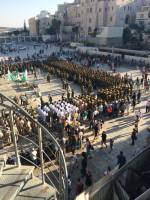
[0,92,68,200]
[76,145,150,200]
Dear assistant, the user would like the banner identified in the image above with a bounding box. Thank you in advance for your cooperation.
[7,69,28,82]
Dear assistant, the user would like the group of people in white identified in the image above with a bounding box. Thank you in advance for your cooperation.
[37,100,79,121]
[49,101,79,118]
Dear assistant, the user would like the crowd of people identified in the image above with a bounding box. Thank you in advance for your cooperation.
[0,45,150,199]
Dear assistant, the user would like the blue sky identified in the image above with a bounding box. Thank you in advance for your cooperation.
[0,0,73,27]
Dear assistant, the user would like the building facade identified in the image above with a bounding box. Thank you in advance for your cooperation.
[37,11,53,35]
[28,17,39,36]
[56,1,81,26]
[136,4,150,29]
[79,0,150,35]
[28,10,54,36]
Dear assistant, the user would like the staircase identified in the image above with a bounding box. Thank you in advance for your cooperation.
[0,156,56,200]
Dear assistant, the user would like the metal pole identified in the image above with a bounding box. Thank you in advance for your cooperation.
[38,127,45,184]
[9,110,20,167]
[59,150,63,200]
[58,150,68,200]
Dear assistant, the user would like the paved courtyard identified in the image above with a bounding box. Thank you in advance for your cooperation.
[0,44,150,198]
[0,62,150,198]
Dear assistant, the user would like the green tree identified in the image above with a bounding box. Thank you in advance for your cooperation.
[52,18,61,33]
[46,26,56,35]
[12,30,20,36]
[46,18,61,40]
[122,27,131,45]
[72,26,79,41]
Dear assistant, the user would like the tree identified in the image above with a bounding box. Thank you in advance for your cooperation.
[12,30,20,36]
[24,20,27,32]
[122,27,131,45]
[46,18,61,40]
[46,26,56,35]
[72,26,79,41]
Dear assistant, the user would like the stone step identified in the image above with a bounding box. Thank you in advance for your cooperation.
[0,165,34,200]
[0,162,4,177]
[0,154,7,177]
[15,176,56,200]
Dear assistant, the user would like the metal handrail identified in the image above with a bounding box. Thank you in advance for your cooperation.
[17,133,60,174]
[17,143,60,186]
[0,93,68,200]
[19,155,58,193]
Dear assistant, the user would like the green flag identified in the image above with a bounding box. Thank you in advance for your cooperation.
[21,70,28,82]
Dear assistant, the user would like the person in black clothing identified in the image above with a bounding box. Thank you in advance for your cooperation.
[117,151,126,169]
[40,96,44,108]
[141,77,143,86]
[113,102,119,118]
[94,123,99,139]
[131,128,137,145]
[132,92,136,103]
[71,134,76,155]
[132,99,136,112]
[85,171,93,187]
[47,73,50,83]
[137,90,141,104]
[48,94,52,104]
[71,89,74,98]
[67,91,70,100]
[101,131,107,148]
[81,152,87,177]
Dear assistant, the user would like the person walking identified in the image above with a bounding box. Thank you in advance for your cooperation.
[34,70,37,79]
[93,122,99,140]
[134,109,142,123]
[101,131,107,148]
[71,89,74,98]
[70,152,78,173]
[132,92,136,104]
[81,152,87,177]
[48,94,52,104]
[68,176,72,200]
[117,151,126,169]
[75,178,84,196]
[104,166,112,176]
[85,138,93,158]
[137,90,141,104]
[85,171,93,187]
[47,73,50,83]
[146,99,150,113]
[131,128,137,145]
[132,99,136,112]
[125,99,130,115]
